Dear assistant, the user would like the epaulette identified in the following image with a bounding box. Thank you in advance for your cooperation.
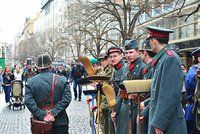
[166,50,174,57]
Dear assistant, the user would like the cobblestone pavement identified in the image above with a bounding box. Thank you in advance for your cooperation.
[0,85,100,134]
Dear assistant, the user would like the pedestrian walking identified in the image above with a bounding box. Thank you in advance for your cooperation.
[24,65,36,82]
[25,54,72,134]
[144,26,187,134]
[2,66,14,105]
[71,59,86,101]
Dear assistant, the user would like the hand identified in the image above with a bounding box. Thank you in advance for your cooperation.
[137,115,144,124]
[91,82,97,88]
[140,101,145,110]
[44,112,55,123]
[155,127,163,134]
[196,69,200,78]
[111,111,116,123]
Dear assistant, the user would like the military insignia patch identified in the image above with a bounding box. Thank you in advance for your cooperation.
[166,50,174,57]
[129,63,134,71]
[151,59,156,67]
[142,67,147,75]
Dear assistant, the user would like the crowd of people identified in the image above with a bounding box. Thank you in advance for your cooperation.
[79,26,200,134]
[1,25,199,134]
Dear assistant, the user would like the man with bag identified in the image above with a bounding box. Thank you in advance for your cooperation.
[25,54,72,134]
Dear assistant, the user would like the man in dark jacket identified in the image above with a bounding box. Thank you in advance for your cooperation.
[25,54,72,134]
[70,59,86,101]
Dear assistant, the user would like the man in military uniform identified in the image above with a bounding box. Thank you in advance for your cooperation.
[139,38,156,134]
[116,39,145,134]
[107,46,127,134]
[143,26,187,134]
[185,47,200,133]
[25,54,72,134]
[98,53,115,134]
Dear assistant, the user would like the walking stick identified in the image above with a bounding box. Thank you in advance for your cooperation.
[138,94,142,134]
[96,82,102,134]
[129,96,134,134]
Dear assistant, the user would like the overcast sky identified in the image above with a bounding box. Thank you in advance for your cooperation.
[0,0,40,44]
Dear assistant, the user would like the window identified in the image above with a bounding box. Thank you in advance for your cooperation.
[180,24,194,38]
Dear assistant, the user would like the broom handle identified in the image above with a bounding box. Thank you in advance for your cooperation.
[138,94,142,134]
[111,108,117,133]
[96,82,102,134]
[97,89,101,134]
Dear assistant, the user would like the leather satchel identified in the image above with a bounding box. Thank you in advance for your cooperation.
[31,74,58,134]
[31,117,53,134]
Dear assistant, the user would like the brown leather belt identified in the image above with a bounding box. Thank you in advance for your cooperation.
[39,104,56,111]
[119,90,139,104]
[119,90,129,99]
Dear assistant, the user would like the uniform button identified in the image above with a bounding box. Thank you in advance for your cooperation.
[159,60,161,63]
[134,72,136,74]
[136,65,139,67]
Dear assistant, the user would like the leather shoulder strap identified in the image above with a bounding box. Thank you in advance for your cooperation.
[50,74,58,108]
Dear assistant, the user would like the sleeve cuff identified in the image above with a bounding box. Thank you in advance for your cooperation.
[144,98,150,107]
[151,113,171,131]
[141,106,149,119]
[51,109,58,117]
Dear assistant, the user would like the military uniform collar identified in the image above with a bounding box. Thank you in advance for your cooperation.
[142,46,170,75]
[114,60,123,70]
[129,57,142,71]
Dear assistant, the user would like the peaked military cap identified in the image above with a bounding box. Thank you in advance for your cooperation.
[191,47,200,58]
[98,52,108,60]
[107,46,123,56]
[125,39,138,50]
[146,26,173,39]
[139,38,151,51]
[36,54,52,69]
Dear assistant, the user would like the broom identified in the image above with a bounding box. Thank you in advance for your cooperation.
[102,84,117,132]
[123,79,152,134]
[123,79,151,94]
[102,84,117,108]
[79,56,95,76]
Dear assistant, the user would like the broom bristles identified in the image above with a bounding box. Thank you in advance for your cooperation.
[123,79,151,93]
[102,84,116,108]
[79,56,95,76]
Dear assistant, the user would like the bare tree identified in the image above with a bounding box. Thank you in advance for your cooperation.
[81,0,195,46]
[39,28,66,61]
[16,35,42,62]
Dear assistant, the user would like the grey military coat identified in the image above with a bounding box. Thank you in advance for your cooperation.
[25,71,72,126]
[147,49,187,134]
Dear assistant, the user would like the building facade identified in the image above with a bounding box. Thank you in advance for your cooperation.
[135,1,200,67]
